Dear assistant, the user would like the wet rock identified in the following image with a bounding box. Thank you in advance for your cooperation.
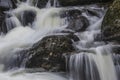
[18,10,36,26]
[27,0,48,8]
[25,35,76,71]
[101,0,120,42]
[112,46,120,54]
[67,33,80,42]
[58,0,113,6]
[61,9,89,32]
[66,9,82,20]
[67,16,89,32]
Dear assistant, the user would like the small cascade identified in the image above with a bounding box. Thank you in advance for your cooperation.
[69,52,101,80]
[68,6,118,80]
[46,0,59,8]
[5,15,21,31]
[112,53,120,79]
[69,46,117,80]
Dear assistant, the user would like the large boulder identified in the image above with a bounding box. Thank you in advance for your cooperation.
[67,16,89,32]
[101,0,120,42]
[25,35,76,71]
[4,34,79,71]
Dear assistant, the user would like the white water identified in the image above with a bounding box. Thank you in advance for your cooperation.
[69,6,118,80]
[0,0,118,80]
[46,0,59,8]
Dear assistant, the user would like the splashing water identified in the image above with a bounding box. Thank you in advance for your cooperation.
[0,0,118,80]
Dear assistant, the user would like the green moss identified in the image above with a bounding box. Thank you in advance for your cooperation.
[102,0,120,40]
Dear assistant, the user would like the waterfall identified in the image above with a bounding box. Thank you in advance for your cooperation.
[0,0,66,71]
[68,14,118,80]
[0,0,119,80]
[46,0,59,8]
[69,46,117,80]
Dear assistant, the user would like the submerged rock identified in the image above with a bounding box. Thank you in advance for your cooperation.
[17,10,36,26]
[101,0,120,42]
[66,9,89,32]
[67,16,89,32]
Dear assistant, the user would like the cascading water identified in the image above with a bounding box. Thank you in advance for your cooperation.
[68,7,118,80]
[0,0,119,80]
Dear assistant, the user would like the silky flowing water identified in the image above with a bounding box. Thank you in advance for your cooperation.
[0,0,119,80]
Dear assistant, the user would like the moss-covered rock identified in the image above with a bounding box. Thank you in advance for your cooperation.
[101,0,120,42]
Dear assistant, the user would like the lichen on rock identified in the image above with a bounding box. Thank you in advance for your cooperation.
[101,0,120,41]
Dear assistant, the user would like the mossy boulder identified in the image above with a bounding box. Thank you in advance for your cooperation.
[101,0,120,42]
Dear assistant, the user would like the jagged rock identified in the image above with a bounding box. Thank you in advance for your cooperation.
[101,0,120,42]
[58,0,113,6]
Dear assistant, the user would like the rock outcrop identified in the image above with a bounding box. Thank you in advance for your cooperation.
[101,0,120,42]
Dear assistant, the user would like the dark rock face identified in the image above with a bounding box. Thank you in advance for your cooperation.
[25,35,76,71]
[18,10,36,26]
[58,0,113,6]
[101,0,120,42]
[66,9,89,32]
[36,0,49,8]
[112,46,120,54]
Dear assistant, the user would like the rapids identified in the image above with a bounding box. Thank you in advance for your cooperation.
[0,0,119,80]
